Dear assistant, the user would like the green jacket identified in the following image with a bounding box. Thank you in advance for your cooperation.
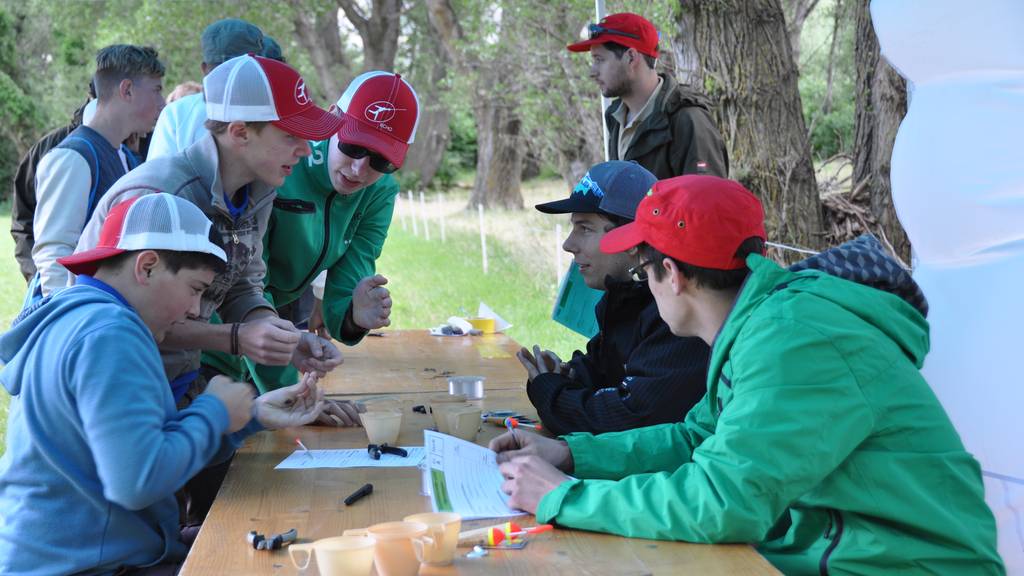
[262,139,398,337]
[537,255,1002,575]
[203,138,399,392]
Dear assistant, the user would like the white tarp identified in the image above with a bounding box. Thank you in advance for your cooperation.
[873,0,1024,570]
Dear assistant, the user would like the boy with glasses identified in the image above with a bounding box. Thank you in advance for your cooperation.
[520,161,709,436]
[206,72,419,413]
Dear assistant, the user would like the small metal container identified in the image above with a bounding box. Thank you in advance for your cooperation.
[447,375,485,399]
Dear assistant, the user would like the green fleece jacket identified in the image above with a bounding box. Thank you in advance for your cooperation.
[203,138,399,391]
[537,255,1003,575]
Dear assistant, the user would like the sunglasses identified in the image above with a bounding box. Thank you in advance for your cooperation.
[629,259,658,282]
[588,23,641,41]
[337,141,398,174]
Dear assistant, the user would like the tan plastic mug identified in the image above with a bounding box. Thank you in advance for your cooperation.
[403,512,462,566]
[360,411,402,445]
[430,401,473,434]
[446,407,482,442]
[345,521,432,576]
[288,536,375,576]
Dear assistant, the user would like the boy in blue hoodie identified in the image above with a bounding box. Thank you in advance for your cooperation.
[0,193,325,575]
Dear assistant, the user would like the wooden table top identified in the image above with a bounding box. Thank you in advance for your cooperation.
[181,331,779,575]
[321,331,526,396]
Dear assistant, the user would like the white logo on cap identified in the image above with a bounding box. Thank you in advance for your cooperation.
[365,101,404,124]
[294,80,310,105]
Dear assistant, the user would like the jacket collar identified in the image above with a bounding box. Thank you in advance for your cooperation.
[184,133,276,217]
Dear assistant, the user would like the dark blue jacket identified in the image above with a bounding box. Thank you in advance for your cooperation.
[528,278,709,436]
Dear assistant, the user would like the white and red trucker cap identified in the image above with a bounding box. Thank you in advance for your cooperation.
[58,193,227,277]
[204,54,341,141]
[336,71,420,168]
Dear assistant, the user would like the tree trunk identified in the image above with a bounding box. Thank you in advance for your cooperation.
[400,25,450,189]
[338,0,402,72]
[681,0,823,251]
[853,0,910,261]
[425,0,524,209]
[783,0,820,64]
[289,2,349,101]
[468,76,524,209]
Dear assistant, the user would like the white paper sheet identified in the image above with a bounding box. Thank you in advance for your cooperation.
[275,447,426,470]
[424,430,521,520]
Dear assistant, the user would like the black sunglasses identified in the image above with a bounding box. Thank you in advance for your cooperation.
[588,23,641,41]
[337,141,398,174]
[629,259,658,282]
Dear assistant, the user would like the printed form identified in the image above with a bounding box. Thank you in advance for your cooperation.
[276,447,426,470]
[425,430,521,519]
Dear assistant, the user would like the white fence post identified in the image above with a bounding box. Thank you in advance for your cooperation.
[478,203,488,274]
[407,190,418,237]
[419,191,430,241]
[437,193,446,243]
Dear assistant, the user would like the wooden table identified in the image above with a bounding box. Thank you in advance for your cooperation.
[181,331,780,575]
[320,331,526,396]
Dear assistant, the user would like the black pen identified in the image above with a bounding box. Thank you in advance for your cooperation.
[344,483,373,506]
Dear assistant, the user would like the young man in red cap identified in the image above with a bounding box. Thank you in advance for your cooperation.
[490,175,1003,574]
[76,54,344,523]
[567,13,727,180]
[0,193,325,575]
[206,71,420,416]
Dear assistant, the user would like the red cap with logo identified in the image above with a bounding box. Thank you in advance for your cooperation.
[567,13,660,59]
[336,71,420,169]
[600,175,767,270]
[203,54,341,141]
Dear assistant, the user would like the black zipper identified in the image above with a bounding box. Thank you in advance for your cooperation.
[291,191,337,292]
[819,508,844,576]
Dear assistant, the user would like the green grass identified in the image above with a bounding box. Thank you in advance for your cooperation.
[378,215,588,360]
[0,212,25,458]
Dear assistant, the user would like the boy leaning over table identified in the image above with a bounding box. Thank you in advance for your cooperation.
[490,175,1004,574]
[0,194,325,576]
[203,71,420,422]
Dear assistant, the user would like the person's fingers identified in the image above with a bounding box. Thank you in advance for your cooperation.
[370,274,388,287]
[336,401,362,426]
[306,334,325,359]
[380,296,393,309]
[324,400,359,426]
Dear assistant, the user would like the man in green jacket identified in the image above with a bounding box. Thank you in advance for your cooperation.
[491,175,1003,574]
[204,71,419,414]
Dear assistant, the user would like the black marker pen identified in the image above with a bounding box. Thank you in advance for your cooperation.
[344,483,373,506]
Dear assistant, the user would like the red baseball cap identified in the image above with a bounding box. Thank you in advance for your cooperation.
[567,13,659,59]
[59,193,227,276]
[336,71,420,169]
[204,54,341,141]
[600,175,766,270]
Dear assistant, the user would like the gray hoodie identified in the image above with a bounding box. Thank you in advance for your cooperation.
[76,133,276,382]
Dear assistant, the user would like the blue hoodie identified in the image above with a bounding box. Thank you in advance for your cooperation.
[0,281,252,575]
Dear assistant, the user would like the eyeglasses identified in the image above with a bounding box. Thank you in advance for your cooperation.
[337,141,398,174]
[629,259,657,282]
[588,23,641,41]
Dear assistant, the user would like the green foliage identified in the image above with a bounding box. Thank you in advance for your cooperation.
[434,108,478,190]
[0,212,27,457]
[797,0,856,160]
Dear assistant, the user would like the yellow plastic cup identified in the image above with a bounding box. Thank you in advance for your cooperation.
[468,317,496,333]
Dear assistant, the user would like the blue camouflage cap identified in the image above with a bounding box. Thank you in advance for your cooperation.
[535,160,657,220]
